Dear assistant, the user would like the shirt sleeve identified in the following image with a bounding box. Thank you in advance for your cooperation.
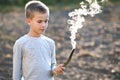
[13,41,22,80]
[51,40,56,70]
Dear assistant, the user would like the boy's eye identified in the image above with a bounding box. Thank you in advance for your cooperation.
[37,20,48,23]
[37,20,42,23]
[45,20,48,23]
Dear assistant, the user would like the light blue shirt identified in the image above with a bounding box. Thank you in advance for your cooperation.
[13,35,56,80]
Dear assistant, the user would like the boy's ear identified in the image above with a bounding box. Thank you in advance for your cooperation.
[25,18,31,25]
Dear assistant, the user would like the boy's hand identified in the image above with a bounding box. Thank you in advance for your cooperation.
[52,64,65,76]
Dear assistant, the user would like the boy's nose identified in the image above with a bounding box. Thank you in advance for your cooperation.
[41,22,46,28]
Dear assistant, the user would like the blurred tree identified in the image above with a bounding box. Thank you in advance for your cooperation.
[15,0,29,6]
[0,0,119,6]
[0,0,13,4]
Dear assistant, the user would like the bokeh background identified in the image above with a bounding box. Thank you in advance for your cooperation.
[0,0,120,80]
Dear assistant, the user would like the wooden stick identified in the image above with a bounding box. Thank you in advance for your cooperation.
[63,49,75,67]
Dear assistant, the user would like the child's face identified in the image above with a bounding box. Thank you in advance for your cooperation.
[26,12,49,36]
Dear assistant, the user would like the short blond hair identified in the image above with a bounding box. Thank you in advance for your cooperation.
[25,0,49,19]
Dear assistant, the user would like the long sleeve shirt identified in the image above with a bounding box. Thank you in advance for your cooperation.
[13,34,56,80]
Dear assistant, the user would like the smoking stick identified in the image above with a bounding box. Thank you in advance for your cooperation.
[63,49,75,67]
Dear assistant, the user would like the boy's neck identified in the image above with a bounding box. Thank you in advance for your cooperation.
[28,32,42,37]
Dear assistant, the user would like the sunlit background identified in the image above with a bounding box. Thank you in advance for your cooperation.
[0,0,120,80]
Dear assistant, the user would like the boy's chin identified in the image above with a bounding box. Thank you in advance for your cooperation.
[42,30,46,33]
[38,31,45,35]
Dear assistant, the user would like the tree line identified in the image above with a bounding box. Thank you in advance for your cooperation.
[0,0,119,6]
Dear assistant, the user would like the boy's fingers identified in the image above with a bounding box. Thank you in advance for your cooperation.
[58,67,63,72]
[55,67,64,74]
[58,64,64,67]
[60,66,65,71]
[59,67,65,73]
[53,64,65,75]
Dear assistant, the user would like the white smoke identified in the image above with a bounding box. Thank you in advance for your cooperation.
[67,0,104,49]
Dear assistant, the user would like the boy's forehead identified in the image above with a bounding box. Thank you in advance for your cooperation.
[32,12,49,19]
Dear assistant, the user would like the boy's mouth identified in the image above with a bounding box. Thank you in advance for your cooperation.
[40,29,45,32]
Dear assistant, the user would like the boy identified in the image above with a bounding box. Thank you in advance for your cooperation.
[13,0,65,80]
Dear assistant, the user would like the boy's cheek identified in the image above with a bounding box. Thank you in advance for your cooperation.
[45,25,48,29]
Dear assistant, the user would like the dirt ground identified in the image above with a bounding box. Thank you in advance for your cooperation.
[0,5,120,80]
